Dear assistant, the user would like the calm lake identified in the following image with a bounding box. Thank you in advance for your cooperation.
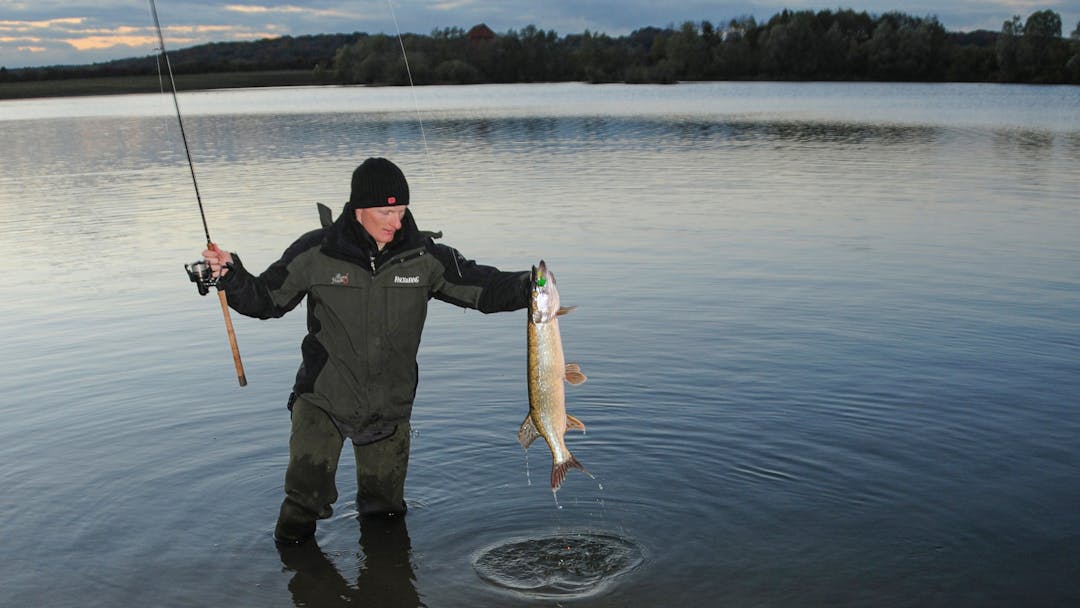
[2,81,1079,607]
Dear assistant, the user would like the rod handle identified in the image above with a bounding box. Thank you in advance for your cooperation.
[217,289,247,386]
[207,242,246,387]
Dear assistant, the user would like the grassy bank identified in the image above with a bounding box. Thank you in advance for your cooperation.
[0,70,327,100]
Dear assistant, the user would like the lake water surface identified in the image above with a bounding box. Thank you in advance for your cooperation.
[2,82,1079,606]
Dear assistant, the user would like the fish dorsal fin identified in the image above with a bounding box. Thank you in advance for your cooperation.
[517,414,541,449]
[566,413,586,432]
[564,363,587,385]
[556,306,577,316]
[316,202,334,228]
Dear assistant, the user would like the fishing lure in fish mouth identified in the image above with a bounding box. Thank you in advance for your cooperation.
[533,264,547,288]
[531,263,557,323]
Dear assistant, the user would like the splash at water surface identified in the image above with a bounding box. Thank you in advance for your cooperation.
[473,532,644,599]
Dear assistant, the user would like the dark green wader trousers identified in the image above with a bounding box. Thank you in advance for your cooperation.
[274,397,411,544]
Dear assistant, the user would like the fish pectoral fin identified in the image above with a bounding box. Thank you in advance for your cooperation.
[518,414,542,449]
[556,306,577,316]
[566,413,586,432]
[564,363,587,385]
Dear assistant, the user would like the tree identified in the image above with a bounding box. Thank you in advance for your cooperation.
[996,15,1023,81]
[1020,10,1065,82]
[864,13,944,80]
[1067,20,1080,82]
[759,10,824,78]
[665,21,710,80]
[434,59,482,83]
[575,31,631,83]
[1024,9,1062,38]
[713,17,760,78]
[332,35,410,85]
[517,25,569,82]
[946,42,995,82]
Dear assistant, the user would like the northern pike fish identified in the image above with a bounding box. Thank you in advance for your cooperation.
[518,260,590,492]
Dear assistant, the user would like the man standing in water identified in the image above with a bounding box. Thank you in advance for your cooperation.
[200,157,530,544]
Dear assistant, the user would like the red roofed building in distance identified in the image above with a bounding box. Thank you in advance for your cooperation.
[467,23,496,45]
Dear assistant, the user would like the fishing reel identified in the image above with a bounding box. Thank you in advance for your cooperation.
[184,260,219,296]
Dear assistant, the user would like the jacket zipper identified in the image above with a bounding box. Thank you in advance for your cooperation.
[370,248,425,277]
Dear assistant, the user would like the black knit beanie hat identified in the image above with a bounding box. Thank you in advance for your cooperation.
[348,157,410,208]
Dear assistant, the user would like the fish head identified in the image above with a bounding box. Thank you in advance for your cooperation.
[530,260,560,324]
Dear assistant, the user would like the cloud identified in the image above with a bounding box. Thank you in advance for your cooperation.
[999,0,1071,10]
[65,34,158,51]
[60,23,259,51]
[224,3,355,19]
[226,4,304,15]
[429,0,480,10]
[0,17,87,32]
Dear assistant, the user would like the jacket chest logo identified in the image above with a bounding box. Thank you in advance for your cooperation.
[393,275,421,284]
[331,272,349,285]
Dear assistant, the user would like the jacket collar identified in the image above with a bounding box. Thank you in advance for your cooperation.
[323,207,423,268]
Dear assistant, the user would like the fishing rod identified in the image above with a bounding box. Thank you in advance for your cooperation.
[149,0,247,387]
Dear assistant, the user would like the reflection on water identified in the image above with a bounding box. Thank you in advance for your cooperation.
[1,82,1079,607]
[667,120,943,146]
[992,128,1057,160]
[279,517,421,608]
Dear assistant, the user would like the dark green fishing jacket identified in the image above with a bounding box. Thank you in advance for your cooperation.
[219,204,529,440]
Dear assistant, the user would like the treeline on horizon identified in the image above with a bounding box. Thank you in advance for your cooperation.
[3,8,1080,89]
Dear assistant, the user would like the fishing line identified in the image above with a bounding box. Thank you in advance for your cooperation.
[385,0,433,166]
[384,1,473,289]
[385,1,462,284]
[152,46,166,95]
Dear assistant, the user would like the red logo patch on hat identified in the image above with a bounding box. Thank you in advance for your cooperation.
[387,196,397,205]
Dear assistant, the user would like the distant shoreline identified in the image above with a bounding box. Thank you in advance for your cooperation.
[7,9,1079,100]
[0,70,328,100]
[5,69,1071,102]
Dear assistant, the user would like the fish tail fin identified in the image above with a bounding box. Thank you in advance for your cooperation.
[551,456,592,492]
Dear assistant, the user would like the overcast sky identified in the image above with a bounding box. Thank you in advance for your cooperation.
[3,1,1079,69]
